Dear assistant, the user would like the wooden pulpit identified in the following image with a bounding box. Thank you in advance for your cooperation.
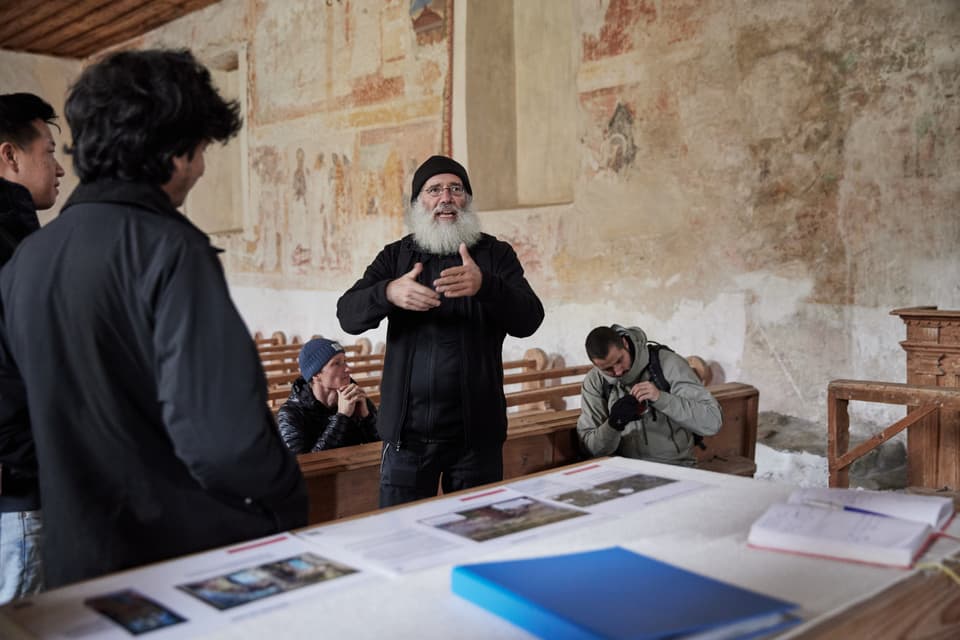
[891,306,960,489]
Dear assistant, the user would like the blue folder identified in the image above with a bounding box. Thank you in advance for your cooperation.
[451,547,800,640]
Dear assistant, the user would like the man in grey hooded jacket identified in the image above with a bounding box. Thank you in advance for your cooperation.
[577,325,721,466]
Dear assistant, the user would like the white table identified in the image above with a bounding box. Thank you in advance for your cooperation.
[2,458,957,639]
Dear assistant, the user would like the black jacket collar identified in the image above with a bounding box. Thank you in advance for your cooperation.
[63,178,219,250]
[65,179,196,228]
[0,177,40,236]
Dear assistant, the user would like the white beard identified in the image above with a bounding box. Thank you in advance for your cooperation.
[407,196,482,255]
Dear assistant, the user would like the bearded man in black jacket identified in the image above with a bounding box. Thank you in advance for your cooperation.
[337,155,544,507]
[0,49,306,589]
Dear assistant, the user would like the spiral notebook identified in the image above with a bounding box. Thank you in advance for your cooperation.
[747,487,954,568]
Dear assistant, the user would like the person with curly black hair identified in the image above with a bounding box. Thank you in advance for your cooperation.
[0,49,306,589]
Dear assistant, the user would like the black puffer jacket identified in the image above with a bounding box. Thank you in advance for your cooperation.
[277,377,379,453]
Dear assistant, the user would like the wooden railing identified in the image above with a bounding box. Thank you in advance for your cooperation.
[264,349,552,412]
[827,379,960,488]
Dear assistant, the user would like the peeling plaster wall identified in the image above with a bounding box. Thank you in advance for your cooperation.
[5,0,956,428]
[0,50,81,224]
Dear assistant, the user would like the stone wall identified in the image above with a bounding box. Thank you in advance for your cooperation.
[2,0,958,427]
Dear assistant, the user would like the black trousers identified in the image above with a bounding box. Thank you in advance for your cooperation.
[378,439,503,508]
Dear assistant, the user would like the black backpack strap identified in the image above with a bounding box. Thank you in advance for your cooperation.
[647,342,706,451]
[645,343,672,393]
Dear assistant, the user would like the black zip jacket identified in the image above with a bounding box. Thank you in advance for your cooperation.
[0,177,41,512]
[277,376,379,452]
[0,179,307,588]
[336,233,544,450]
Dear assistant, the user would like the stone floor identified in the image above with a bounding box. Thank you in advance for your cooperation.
[757,411,908,490]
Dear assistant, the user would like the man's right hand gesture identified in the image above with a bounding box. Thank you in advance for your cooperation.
[385,263,441,311]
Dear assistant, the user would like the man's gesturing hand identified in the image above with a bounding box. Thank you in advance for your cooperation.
[386,262,441,311]
[434,243,482,298]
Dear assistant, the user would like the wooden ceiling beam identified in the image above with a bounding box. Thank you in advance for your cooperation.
[0,0,76,43]
[53,4,183,58]
[1,0,119,52]
[55,0,221,59]
[17,0,170,55]
[0,0,222,60]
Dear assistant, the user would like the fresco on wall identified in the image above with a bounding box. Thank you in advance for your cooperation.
[410,0,445,46]
[223,119,444,289]
[579,82,682,182]
[250,0,448,125]
[601,102,637,173]
[582,0,656,62]
[133,0,958,425]
[207,0,452,289]
[286,148,347,274]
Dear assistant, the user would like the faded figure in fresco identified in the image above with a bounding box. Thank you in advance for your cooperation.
[306,151,326,270]
[333,154,350,230]
[290,147,311,270]
[337,155,544,508]
[316,151,334,267]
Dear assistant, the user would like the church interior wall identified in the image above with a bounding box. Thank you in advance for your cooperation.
[2,0,957,430]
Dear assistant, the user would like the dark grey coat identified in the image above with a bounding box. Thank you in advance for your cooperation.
[0,179,306,588]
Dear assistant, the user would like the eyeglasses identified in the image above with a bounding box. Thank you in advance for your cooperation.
[423,184,465,197]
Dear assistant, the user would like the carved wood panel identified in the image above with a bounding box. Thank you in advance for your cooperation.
[892,307,960,488]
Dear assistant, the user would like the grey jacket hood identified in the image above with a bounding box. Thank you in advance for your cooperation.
[597,325,649,388]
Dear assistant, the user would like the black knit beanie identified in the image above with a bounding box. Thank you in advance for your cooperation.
[410,155,472,203]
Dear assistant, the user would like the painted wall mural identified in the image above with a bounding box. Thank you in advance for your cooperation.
[95,0,959,425]
[411,0,446,46]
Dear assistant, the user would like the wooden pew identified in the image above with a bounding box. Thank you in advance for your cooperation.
[253,330,290,346]
[260,350,382,373]
[255,336,370,359]
[266,354,551,411]
[296,380,759,525]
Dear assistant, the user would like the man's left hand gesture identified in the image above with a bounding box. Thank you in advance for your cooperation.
[434,243,482,298]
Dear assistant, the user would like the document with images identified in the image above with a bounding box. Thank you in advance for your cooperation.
[748,488,955,568]
[506,458,706,515]
[1,534,369,639]
[296,486,607,575]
